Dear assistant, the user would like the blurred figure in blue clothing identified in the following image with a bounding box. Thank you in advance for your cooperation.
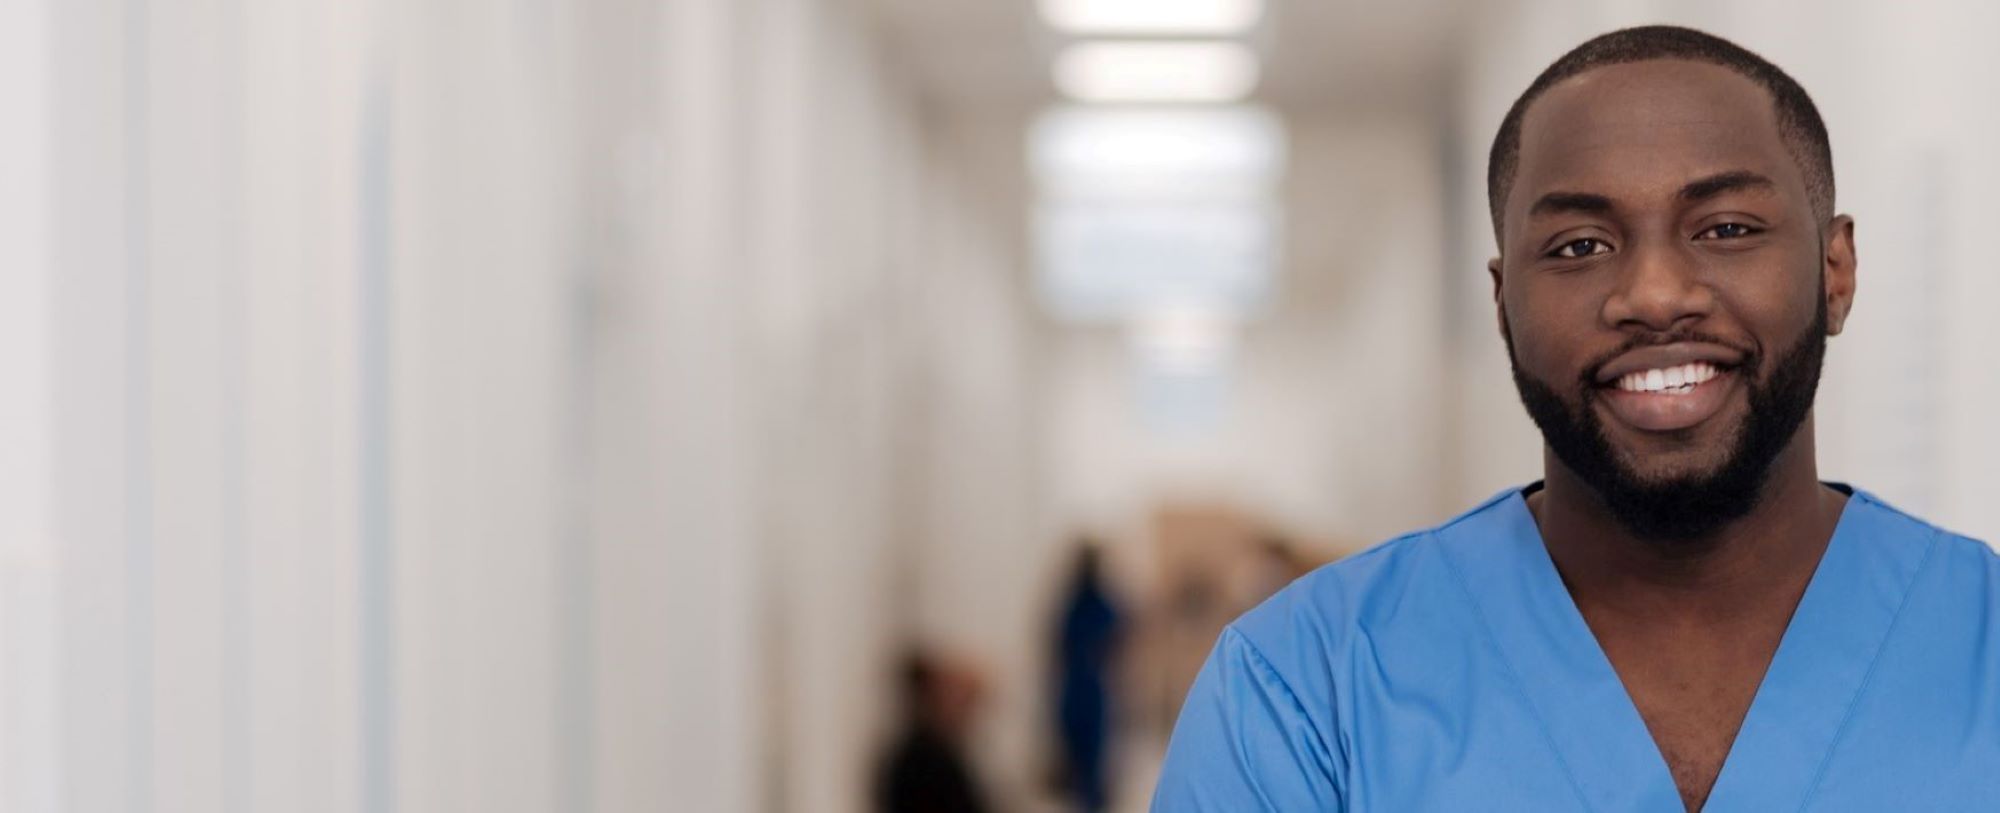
[1051,542,1124,812]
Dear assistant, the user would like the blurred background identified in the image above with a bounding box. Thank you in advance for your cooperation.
[3,0,1999,810]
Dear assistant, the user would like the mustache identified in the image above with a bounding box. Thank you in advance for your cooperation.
[1576,330,1759,389]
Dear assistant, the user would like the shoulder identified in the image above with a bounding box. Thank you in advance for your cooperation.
[1837,487,2000,623]
[1846,488,1997,571]
[1223,488,1522,701]
[1154,493,1519,811]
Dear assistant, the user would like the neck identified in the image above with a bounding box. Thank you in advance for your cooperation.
[1527,417,1847,623]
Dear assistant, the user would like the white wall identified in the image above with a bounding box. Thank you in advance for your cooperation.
[901,109,1054,806]
[0,0,56,808]
[32,0,1044,811]
[48,0,577,809]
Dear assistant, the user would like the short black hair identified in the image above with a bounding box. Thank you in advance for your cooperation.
[1486,25,1834,244]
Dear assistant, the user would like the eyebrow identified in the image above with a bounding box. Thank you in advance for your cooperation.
[1678,169,1776,202]
[1528,191,1613,218]
[1526,170,1778,220]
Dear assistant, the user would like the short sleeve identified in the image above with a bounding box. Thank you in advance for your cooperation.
[1150,626,1344,812]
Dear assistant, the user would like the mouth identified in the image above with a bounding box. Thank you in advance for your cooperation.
[1608,361,1724,395]
[1596,360,1742,433]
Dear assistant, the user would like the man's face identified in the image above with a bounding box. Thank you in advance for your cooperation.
[1492,59,1857,541]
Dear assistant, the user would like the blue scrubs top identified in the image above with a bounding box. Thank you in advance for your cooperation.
[1153,485,2000,811]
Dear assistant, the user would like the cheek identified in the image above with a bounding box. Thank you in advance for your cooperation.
[1504,286,1600,381]
[1704,257,1823,348]
[1721,229,1823,291]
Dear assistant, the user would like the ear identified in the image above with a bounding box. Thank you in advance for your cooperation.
[1823,215,1857,336]
[1488,256,1508,337]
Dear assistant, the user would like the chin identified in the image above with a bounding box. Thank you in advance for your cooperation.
[1615,458,1732,492]
[1606,430,1741,486]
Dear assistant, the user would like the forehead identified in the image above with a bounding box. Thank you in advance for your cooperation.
[1509,59,1807,221]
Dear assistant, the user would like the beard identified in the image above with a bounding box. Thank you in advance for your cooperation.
[1505,294,1827,545]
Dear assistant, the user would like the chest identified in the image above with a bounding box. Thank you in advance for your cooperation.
[1597,633,1785,811]
[1330,574,2000,812]
[1622,672,1760,810]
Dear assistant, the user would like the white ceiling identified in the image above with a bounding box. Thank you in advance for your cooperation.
[861,0,1481,118]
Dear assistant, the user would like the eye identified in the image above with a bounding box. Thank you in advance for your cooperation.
[1548,237,1612,259]
[1696,222,1761,240]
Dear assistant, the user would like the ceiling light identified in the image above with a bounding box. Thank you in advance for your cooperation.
[1053,41,1260,104]
[1038,0,1264,35]
[1031,106,1283,193]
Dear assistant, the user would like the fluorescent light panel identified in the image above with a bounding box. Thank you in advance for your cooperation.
[1038,0,1263,35]
[1054,41,1260,104]
[1031,106,1283,191]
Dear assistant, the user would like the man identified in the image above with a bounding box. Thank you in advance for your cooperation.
[1152,25,2000,812]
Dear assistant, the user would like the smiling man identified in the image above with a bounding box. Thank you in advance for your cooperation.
[1152,26,2000,812]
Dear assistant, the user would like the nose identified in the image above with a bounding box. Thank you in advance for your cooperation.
[1600,238,1714,331]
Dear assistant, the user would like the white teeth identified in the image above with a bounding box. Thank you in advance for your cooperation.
[1615,362,1723,393]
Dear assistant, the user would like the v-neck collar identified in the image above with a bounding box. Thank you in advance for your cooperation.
[1435,484,1936,812]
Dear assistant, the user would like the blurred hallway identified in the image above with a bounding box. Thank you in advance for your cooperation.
[5,1,2000,811]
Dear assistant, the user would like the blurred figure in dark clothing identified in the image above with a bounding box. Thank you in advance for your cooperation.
[877,652,990,813]
[1052,543,1124,812]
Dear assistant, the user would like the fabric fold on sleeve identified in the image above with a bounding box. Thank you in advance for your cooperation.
[1151,626,1344,812]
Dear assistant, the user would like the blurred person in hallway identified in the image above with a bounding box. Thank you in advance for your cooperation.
[1155,25,2000,812]
[876,651,991,813]
[1050,542,1124,812]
